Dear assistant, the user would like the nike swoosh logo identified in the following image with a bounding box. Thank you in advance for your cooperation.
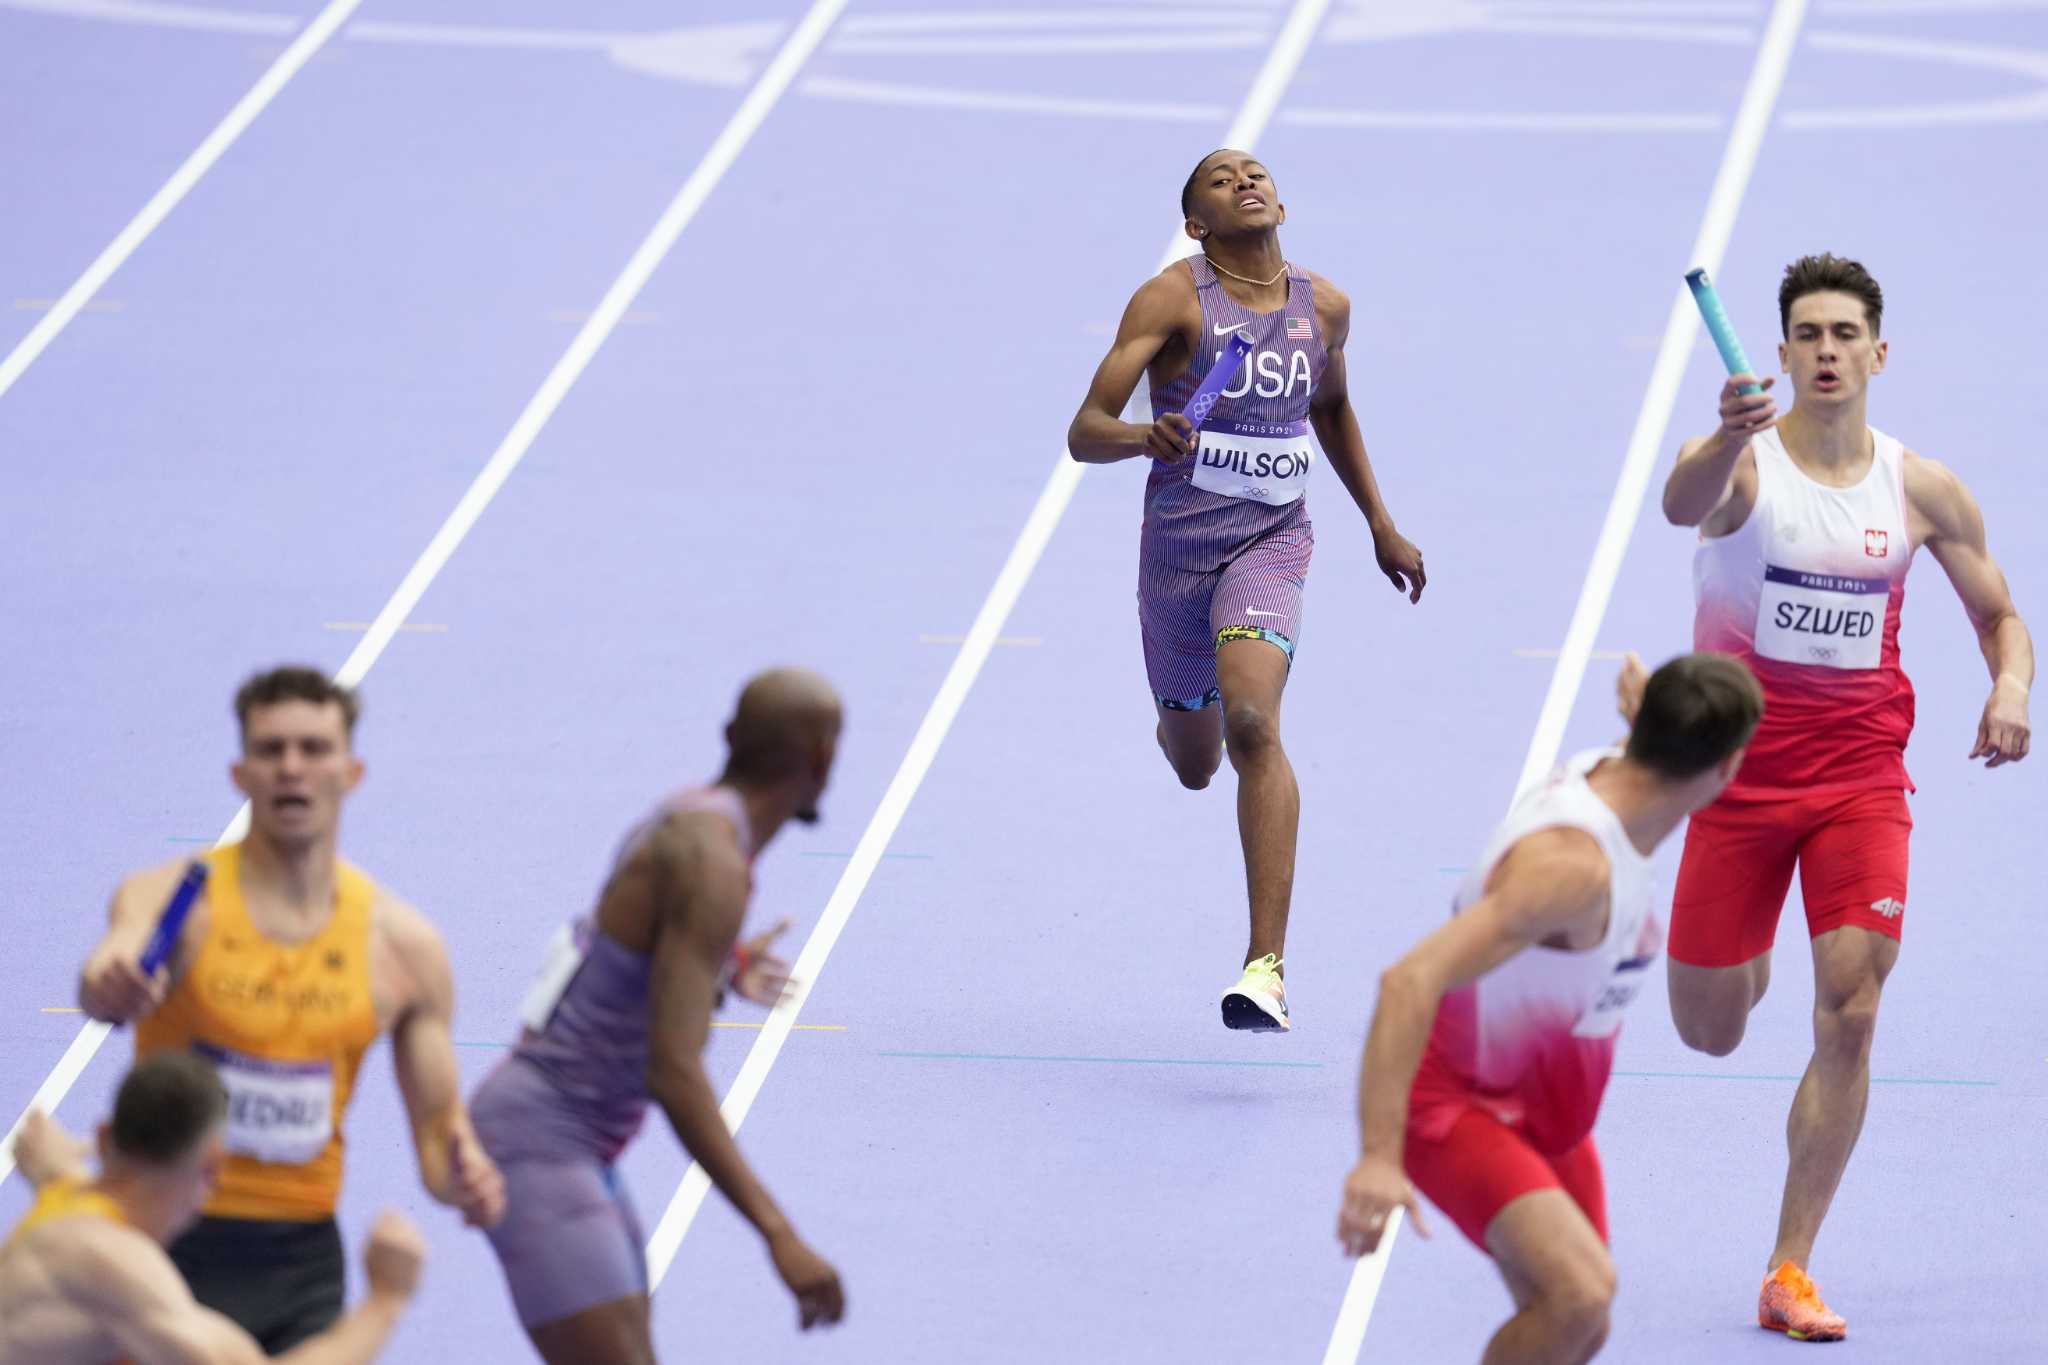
[1246,609,1283,618]
[1213,322,1249,335]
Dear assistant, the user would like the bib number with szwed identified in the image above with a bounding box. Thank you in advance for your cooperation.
[193,1043,334,1165]
[1188,418,1314,506]
[1755,565,1887,670]
[518,920,593,1033]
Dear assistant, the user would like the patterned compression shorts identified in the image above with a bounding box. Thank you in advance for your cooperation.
[1138,522,1313,710]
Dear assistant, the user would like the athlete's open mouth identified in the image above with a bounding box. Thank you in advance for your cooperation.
[275,794,312,811]
[1238,195,1266,210]
[1815,369,1840,386]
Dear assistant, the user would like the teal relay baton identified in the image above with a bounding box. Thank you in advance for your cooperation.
[1684,269,1764,396]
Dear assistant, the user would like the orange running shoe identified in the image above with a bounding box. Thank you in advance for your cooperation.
[1758,1261,1847,1342]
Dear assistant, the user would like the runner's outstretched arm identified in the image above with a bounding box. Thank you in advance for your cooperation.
[1338,831,1610,1256]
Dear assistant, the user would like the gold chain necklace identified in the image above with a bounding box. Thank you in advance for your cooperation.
[1204,254,1288,287]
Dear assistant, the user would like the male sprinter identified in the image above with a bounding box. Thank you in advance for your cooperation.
[1338,653,1763,1363]
[1067,149,1427,1030]
[470,668,847,1364]
[76,667,506,1351]
[0,1053,425,1364]
[1663,254,2033,1339]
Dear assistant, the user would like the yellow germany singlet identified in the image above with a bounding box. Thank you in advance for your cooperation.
[3,1178,125,1250]
[135,843,379,1221]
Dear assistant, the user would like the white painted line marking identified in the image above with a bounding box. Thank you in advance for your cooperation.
[13,299,124,314]
[1507,0,1809,803]
[0,0,362,406]
[799,75,1226,123]
[1320,1209,1404,1365]
[918,633,1043,647]
[641,0,1337,1292]
[546,307,662,325]
[1321,0,1812,1358]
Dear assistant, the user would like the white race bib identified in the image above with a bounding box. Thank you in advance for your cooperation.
[518,920,592,1032]
[1572,952,1657,1040]
[1188,418,1314,506]
[195,1044,333,1165]
[1755,565,1886,670]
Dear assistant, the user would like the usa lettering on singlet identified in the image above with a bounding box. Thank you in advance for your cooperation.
[1692,426,1917,794]
[1148,257,1328,510]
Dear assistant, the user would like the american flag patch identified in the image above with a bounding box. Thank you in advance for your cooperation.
[1286,316,1312,340]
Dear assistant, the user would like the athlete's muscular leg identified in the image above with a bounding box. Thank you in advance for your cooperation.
[527,1294,657,1365]
[1666,800,1800,1054]
[1667,952,1773,1056]
[1770,925,1896,1272]
[1485,1191,1617,1365]
[1216,637,1295,966]
[1155,703,1224,790]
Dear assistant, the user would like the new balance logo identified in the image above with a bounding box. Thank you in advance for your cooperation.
[1869,897,1905,919]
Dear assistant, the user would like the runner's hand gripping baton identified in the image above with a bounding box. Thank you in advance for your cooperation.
[1180,331,1256,428]
[139,861,209,976]
[1684,268,1765,396]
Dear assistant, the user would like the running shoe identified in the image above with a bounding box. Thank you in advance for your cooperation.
[1758,1260,1847,1342]
[1220,954,1289,1031]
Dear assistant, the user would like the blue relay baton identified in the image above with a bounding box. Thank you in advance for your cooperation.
[1684,268,1764,396]
[1181,331,1256,430]
[139,861,208,977]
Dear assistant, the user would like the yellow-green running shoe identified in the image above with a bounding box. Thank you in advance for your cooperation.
[1221,954,1289,1031]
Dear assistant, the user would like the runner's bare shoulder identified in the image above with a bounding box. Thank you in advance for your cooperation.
[54,1219,263,1365]
[632,811,750,935]
[1128,260,1200,326]
[43,1217,178,1323]
[1900,447,1963,507]
[1303,271,1350,345]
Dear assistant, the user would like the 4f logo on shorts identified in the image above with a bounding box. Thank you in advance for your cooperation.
[1864,529,1889,558]
[1870,897,1905,918]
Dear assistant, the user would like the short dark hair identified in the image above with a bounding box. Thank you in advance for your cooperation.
[1779,253,1883,337]
[1625,653,1764,781]
[111,1052,227,1166]
[1181,148,1233,218]
[234,666,359,740]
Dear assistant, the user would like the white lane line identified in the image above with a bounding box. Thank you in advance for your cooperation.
[0,0,848,1188]
[0,0,361,406]
[13,299,125,313]
[1510,0,1810,802]
[1319,0,1811,1359]
[641,0,1338,1292]
[917,633,1043,647]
